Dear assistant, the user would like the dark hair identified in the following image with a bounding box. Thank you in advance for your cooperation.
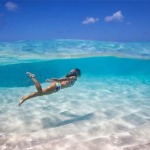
[66,68,81,77]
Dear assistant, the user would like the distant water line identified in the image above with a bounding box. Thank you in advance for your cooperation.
[0,40,150,65]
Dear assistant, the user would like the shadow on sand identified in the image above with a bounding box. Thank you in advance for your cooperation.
[41,113,94,129]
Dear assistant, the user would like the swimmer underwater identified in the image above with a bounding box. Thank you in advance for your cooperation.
[19,68,81,106]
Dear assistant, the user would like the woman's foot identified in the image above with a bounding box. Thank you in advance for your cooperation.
[18,98,24,107]
[18,96,28,106]
[26,72,35,78]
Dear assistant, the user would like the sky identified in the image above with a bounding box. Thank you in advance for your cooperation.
[0,0,150,42]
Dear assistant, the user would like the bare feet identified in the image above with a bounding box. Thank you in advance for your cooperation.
[18,96,28,106]
[26,72,35,78]
[18,98,24,107]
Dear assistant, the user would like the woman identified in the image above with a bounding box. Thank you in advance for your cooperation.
[19,68,81,106]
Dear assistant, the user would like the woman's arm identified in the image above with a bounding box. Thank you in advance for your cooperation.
[46,76,76,82]
[55,78,68,81]
[56,76,77,81]
[46,77,68,82]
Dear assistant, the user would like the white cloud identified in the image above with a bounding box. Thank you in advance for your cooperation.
[5,1,19,11]
[82,17,99,24]
[105,11,123,22]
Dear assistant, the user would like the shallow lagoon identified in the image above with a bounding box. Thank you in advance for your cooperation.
[0,40,150,149]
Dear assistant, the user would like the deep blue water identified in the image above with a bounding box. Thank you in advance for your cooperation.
[0,56,150,87]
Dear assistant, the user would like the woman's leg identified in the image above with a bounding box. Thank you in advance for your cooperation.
[26,72,42,92]
[19,72,42,106]
[19,82,57,106]
[19,91,42,106]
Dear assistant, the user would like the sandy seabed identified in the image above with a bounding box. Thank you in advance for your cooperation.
[0,79,150,150]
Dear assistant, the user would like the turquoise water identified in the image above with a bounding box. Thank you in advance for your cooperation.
[0,40,150,149]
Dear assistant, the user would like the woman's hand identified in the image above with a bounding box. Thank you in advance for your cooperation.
[46,78,58,82]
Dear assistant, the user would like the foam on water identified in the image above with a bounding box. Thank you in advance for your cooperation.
[0,40,150,149]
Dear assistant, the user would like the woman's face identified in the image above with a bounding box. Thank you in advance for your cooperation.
[70,69,80,77]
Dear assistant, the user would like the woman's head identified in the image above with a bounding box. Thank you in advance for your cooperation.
[66,68,81,78]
